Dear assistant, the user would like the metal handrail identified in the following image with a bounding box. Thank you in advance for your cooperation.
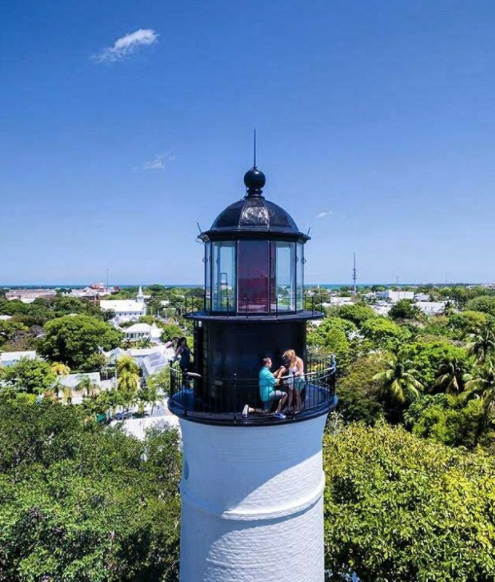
[168,355,337,424]
[181,366,335,384]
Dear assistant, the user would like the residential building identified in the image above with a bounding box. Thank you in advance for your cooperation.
[123,322,162,342]
[6,289,56,303]
[100,286,147,323]
[415,301,446,315]
[102,345,175,372]
[377,290,414,302]
[371,302,393,316]
[324,296,354,307]
[0,350,37,367]
[414,293,431,302]
[56,372,113,404]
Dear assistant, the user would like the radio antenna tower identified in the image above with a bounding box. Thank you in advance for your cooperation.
[352,253,357,296]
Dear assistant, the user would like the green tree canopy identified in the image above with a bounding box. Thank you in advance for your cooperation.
[389,299,421,321]
[404,394,486,448]
[336,303,376,327]
[337,355,386,424]
[308,317,357,346]
[324,421,495,581]
[0,320,28,349]
[449,310,491,338]
[465,295,495,318]
[401,340,470,392]
[160,323,184,343]
[1,358,55,394]
[0,401,180,581]
[360,317,405,350]
[40,315,123,370]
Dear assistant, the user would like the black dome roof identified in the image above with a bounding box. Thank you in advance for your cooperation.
[211,196,299,233]
[201,165,308,241]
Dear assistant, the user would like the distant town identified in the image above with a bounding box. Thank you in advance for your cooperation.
[3,279,495,580]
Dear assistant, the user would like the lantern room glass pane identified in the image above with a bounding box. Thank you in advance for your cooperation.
[274,242,295,311]
[212,242,236,312]
[205,242,211,311]
[296,243,304,310]
[238,240,270,313]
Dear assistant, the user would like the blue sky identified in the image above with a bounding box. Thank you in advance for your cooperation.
[1,0,495,285]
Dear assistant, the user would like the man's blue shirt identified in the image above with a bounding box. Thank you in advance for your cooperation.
[259,366,276,402]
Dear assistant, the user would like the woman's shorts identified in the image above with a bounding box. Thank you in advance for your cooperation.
[294,377,305,392]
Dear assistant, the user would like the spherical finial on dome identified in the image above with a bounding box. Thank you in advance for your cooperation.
[244,167,266,197]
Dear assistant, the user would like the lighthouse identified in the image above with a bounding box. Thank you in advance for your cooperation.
[169,160,337,582]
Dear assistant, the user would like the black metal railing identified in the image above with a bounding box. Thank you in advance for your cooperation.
[168,354,337,425]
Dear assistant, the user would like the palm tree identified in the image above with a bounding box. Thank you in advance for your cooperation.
[463,363,495,421]
[50,362,71,399]
[137,337,152,348]
[116,355,139,378]
[61,385,72,405]
[373,352,423,404]
[140,380,163,415]
[443,301,456,317]
[51,362,71,376]
[116,356,140,410]
[467,324,495,364]
[434,358,465,394]
[76,375,99,397]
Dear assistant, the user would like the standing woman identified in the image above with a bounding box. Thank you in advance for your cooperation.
[283,349,305,412]
[175,337,191,385]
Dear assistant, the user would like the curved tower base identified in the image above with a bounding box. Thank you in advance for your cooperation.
[179,416,327,582]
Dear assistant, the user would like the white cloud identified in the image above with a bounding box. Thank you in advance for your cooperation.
[92,29,158,63]
[141,152,176,171]
[317,211,332,218]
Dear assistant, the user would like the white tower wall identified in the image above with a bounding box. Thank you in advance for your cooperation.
[179,415,327,582]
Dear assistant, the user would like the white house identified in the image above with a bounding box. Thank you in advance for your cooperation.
[415,301,446,315]
[377,290,415,302]
[414,293,431,302]
[57,372,102,391]
[124,322,162,342]
[56,372,113,404]
[102,345,175,373]
[0,315,12,321]
[0,351,37,367]
[142,350,174,378]
[324,296,354,307]
[371,302,393,316]
[100,287,147,323]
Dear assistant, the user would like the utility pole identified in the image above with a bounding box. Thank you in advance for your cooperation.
[352,252,357,296]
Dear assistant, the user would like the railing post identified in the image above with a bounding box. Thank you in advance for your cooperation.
[233,373,237,422]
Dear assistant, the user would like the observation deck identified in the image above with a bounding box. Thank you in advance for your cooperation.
[168,354,337,426]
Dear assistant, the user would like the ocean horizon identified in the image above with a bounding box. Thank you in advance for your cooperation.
[0,282,478,290]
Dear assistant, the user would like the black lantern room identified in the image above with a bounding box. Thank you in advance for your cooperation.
[169,163,337,424]
[202,166,307,316]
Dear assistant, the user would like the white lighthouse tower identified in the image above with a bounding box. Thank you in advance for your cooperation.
[169,162,337,582]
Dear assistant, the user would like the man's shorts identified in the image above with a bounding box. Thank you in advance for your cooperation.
[262,390,285,411]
